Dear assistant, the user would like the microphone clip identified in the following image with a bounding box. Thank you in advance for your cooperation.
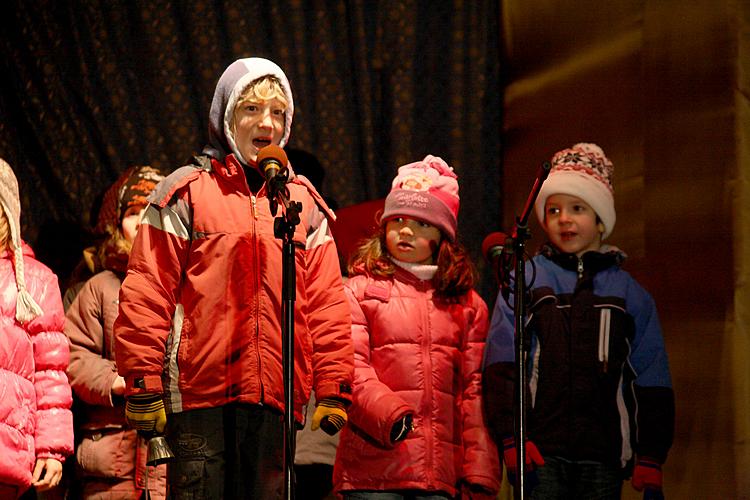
[267,168,290,216]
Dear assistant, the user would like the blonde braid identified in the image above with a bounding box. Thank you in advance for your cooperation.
[13,242,42,323]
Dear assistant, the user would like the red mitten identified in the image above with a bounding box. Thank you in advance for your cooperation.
[631,457,663,492]
[502,436,544,485]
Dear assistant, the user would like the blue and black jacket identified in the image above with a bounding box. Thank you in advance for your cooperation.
[482,244,674,469]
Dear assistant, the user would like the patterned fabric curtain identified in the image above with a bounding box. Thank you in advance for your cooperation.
[0,0,502,291]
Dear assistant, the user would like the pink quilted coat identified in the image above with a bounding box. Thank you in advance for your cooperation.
[0,244,73,491]
[333,268,500,497]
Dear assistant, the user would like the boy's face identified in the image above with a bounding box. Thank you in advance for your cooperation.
[385,217,441,265]
[121,204,146,244]
[543,194,604,257]
[232,97,286,163]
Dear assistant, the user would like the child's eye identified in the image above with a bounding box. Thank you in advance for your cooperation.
[244,104,259,112]
[546,207,560,216]
[272,108,285,116]
[418,221,431,228]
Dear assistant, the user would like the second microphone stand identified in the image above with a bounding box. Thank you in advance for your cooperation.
[502,161,551,500]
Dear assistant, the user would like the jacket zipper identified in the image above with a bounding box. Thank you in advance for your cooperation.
[577,257,584,279]
[250,193,263,403]
[422,292,435,488]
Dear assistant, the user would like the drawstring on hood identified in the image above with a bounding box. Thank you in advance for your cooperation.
[203,58,295,166]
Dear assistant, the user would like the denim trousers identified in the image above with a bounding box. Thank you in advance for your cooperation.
[165,404,284,499]
[531,455,622,500]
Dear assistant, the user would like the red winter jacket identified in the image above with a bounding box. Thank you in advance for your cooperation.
[333,268,500,497]
[0,244,73,491]
[114,155,354,420]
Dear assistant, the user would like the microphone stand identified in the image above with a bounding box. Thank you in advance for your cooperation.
[505,161,551,500]
[268,172,302,500]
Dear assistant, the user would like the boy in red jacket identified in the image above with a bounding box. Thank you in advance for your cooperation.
[114,58,354,499]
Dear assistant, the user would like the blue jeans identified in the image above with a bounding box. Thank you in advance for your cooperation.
[532,456,622,500]
[165,404,284,499]
[343,491,451,500]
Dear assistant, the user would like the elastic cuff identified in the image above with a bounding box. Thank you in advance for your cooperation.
[126,375,163,395]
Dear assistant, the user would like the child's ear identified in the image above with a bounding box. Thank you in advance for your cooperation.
[597,222,606,235]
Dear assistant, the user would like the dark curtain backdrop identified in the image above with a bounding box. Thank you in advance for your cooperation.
[0,0,502,294]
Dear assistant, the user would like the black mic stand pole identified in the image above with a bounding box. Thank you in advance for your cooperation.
[507,161,551,500]
[269,173,302,500]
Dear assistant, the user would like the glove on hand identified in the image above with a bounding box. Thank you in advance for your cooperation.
[632,457,663,498]
[502,436,544,486]
[390,413,413,444]
[125,393,167,437]
[311,398,348,435]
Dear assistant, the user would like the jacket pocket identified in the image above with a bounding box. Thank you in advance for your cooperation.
[76,428,137,478]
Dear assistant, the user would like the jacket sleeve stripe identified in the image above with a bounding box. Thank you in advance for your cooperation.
[305,208,334,250]
[142,201,190,241]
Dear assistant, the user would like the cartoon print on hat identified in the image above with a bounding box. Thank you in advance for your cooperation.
[381,155,460,241]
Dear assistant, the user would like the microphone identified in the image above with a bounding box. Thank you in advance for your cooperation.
[482,232,513,300]
[257,144,289,184]
[482,232,509,264]
[257,145,289,215]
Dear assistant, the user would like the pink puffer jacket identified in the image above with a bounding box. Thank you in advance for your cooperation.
[0,244,73,491]
[333,268,500,497]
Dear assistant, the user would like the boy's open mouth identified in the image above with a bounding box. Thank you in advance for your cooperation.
[560,231,576,240]
[253,138,272,148]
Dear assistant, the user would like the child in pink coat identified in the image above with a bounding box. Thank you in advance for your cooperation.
[0,158,73,498]
[333,156,501,499]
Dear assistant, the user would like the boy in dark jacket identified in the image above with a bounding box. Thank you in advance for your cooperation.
[483,143,674,499]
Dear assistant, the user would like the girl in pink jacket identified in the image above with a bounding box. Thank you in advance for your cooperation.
[0,158,73,498]
[333,156,501,499]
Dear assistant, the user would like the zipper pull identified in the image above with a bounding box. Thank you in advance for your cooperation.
[251,195,258,220]
[577,257,584,279]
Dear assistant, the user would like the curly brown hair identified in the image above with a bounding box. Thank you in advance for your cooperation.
[348,224,477,300]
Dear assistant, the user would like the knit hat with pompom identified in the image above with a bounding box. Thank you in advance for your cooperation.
[535,142,616,239]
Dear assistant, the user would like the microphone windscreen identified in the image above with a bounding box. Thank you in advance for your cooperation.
[256,145,288,172]
[482,232,508,261]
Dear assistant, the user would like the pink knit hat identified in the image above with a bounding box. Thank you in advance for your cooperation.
[0,158,42,324]
[380,155,460,241]
[535,143,616,239]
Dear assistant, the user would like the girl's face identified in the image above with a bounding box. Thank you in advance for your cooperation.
[232,97,286,163]
[543,193,603,257]
[385,217,441,265]
[121,204,146,244]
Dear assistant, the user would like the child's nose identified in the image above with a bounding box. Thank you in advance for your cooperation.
[259,109,273,128]
[399,225,414,235]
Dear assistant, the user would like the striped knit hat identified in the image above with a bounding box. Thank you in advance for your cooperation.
[0,158,42,323]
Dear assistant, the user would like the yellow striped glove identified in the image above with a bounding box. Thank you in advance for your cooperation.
[125,393,167,437]
[311,398,348,436]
